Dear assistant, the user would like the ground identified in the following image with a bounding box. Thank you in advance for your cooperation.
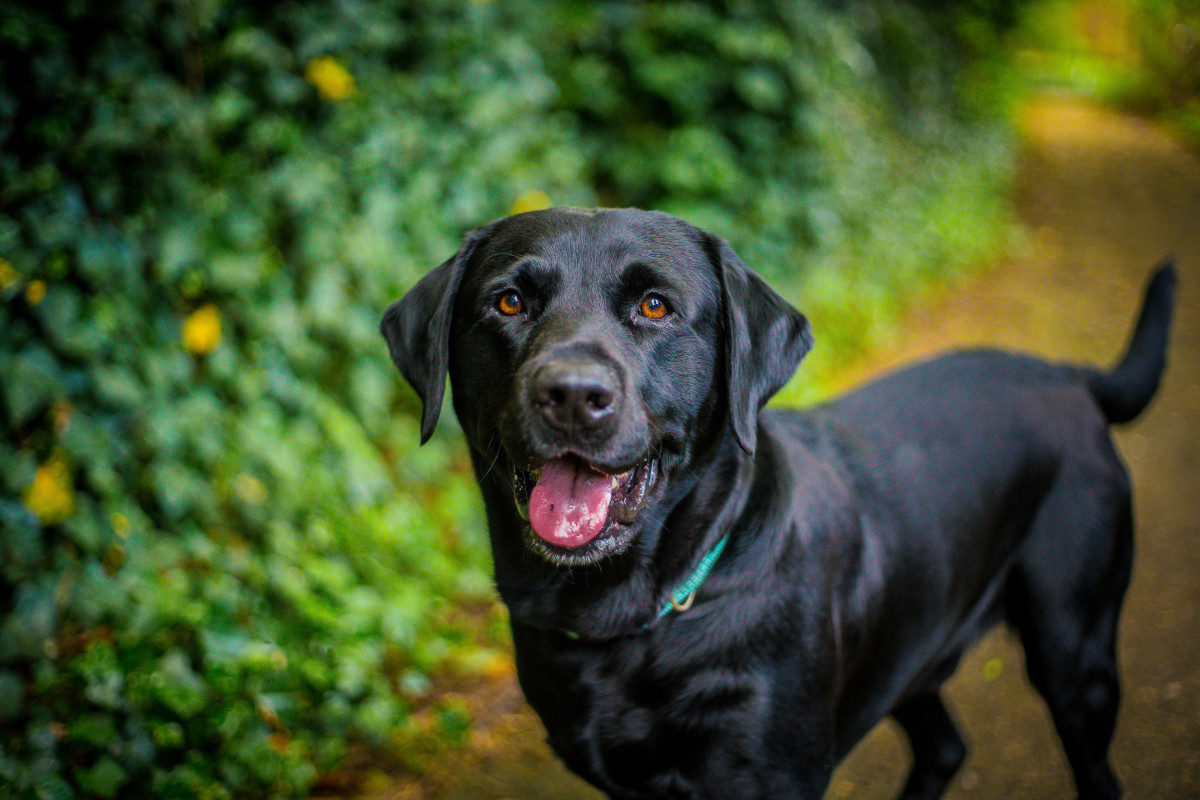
[345,97,1200,799]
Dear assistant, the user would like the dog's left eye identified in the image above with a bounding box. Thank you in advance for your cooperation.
[497,291,524,316]
[639,294,670,320]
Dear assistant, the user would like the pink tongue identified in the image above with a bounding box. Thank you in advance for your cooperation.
[528,459,613,548]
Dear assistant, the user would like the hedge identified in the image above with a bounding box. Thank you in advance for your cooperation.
[1,1,1027,796]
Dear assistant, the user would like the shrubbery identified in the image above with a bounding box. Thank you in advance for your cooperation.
[1016,0,1200,143]
[1,1,1025,796]
[1119,0,1200,141]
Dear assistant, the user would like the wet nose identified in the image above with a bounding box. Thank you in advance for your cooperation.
[530,358,618,432]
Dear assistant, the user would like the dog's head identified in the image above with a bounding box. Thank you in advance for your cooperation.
[382,208,811,567]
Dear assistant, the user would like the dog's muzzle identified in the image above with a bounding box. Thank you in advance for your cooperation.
[507,343,658,561]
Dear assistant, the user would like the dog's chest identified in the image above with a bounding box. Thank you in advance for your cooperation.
[514,627,776,793]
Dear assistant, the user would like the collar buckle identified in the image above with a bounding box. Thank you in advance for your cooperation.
[670,590,697,613]
[656,534,729,621]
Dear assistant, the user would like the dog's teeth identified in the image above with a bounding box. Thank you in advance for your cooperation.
[611,476,619,490]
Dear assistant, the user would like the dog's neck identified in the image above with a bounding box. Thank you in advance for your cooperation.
[480,428,757,640]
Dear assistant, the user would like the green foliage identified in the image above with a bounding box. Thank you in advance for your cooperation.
[1013,0,1200,144]
[1,0,1024,796]
[1125,0,1200,142]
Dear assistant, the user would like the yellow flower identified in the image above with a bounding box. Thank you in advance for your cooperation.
[182,303,222,355]
[234,473,267,506]
[25,280,46,305]
[0,258,17,290]
[24,455,75,525]
[305,56,356,102]
[510,189,552,215]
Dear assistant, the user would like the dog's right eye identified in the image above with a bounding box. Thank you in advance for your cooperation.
[639,294,670,320]
[497,291,524,316]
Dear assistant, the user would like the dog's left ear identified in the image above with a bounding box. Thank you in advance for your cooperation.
[708,235,813,455]
[380,226,493,444]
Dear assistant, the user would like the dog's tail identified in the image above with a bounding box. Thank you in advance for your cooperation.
[1083,259,1177,425]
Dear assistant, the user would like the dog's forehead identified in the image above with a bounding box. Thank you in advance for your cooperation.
[475,208,715,289]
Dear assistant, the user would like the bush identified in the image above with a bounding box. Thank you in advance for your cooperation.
[1,1,1023,796]
[1126,0,1200,142]
[1013,0,1200,144]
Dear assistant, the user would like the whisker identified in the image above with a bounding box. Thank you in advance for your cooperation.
[480,433,502,482]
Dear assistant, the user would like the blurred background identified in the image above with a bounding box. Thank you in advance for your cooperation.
[0,1,1196,798]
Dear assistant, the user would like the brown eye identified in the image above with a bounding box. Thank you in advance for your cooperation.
[639,294,669,320]
[497,291,523,316]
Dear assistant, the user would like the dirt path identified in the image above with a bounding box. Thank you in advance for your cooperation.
[825,99,1200,799]
[353,98,1200,799]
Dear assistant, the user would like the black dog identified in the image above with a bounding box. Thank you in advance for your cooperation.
[381,208,1175,800]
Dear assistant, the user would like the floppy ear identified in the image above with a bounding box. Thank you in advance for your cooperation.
[709,235,814,455]
[380,228,490,444]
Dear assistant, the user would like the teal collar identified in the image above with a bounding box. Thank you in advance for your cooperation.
[561,534,730,641]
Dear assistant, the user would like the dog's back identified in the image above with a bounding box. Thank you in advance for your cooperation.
[761,261,1176,789]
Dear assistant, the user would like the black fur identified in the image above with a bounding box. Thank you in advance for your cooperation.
[381,207,1175,800]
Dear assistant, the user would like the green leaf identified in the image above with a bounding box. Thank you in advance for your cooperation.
[31,772,74,800]
[156,219,202,283]
[2,345,65,427]
[149,460,205,520]
[75,643,125,711]
[0,583,57,662]
[153,650,209,719]
[0,669,23,722]
[68,713,117,748]
[75,756,127,799]
[35,284,102,358]
[91,365,143,409]
[77,226,138,286]
[0,500,41,581]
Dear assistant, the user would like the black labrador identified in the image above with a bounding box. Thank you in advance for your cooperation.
[381,207,1175,800]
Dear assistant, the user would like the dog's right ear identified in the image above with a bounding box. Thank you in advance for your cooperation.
[380,228,491,444]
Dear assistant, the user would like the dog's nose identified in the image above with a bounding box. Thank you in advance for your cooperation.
[530,359,617,432]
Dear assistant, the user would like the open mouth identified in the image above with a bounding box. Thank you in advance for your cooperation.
[513,455,659,552]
